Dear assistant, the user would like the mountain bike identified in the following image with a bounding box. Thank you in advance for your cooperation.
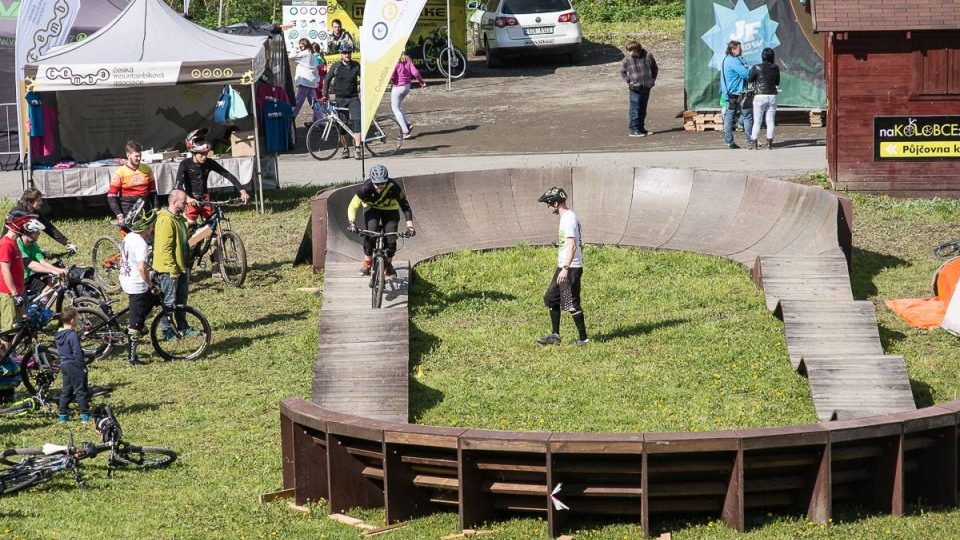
[0,344,112,418]
[1,405,176,495]
[27,250,107,313]
[78,284,211,362]
[306,102,402,160]
[188,199,248,288]
[91,199,147,293]
[422,26,467,79]
[354,229,413,308]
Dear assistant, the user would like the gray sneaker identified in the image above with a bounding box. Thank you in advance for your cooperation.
[573,338,590,346]
[537,333,561,346]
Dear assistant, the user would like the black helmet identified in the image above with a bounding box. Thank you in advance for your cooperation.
[537,187,567,205]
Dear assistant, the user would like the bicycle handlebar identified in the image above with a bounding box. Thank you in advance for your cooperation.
[206,198,245,207]
[354,229,414,239]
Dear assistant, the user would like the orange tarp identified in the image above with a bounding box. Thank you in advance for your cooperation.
[886,257,960,329]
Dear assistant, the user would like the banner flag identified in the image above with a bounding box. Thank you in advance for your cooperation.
[359,0,427,139]
[684,0,825,111]
[15,0,81,158]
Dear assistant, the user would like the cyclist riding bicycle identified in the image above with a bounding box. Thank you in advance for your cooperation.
[108,141,160,228]
[323,43,363,160]
[346,165,415,276]
[175,130,252,226]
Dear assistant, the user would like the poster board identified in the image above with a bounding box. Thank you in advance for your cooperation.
[684,0,826,111]
[281,0,329,55]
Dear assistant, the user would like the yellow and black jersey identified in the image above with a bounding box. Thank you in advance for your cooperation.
[347,180,413,222]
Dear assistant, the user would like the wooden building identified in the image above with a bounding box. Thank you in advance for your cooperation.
[813,0,960,195]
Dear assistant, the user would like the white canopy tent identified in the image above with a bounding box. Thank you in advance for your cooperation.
[22,0,270,211]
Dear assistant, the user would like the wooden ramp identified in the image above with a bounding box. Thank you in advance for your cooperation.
[312,261,411,422]
[757,255,916,422]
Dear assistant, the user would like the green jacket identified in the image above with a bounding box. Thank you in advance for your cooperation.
[153,208,188,274]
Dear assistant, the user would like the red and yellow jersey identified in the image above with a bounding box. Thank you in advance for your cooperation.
[108,164,156,198]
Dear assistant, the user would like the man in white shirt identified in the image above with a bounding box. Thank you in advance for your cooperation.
[536,187,588,346]
[119,208,157,365]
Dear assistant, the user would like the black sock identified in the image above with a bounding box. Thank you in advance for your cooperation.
[550,309,561,335]
[572,311,587,341]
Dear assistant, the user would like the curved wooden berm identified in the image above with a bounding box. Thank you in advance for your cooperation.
[286,168,948,537]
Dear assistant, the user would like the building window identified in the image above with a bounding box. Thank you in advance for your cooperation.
[913,32,960,96]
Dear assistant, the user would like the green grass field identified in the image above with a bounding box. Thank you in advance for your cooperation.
[3,182,960,538]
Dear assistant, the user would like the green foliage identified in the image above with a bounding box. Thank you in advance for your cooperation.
[573,0,683,24]
[165,0,279,29]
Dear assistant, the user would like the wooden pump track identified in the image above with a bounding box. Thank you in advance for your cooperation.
[283,167,956,537]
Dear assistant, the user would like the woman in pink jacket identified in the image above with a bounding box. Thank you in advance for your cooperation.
[390,53,426,138]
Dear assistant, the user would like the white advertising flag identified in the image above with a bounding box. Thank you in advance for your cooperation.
[359,0,427,140]
[15,0,82,157]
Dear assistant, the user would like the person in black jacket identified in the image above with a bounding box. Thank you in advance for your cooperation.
[747,47,780,150]
[345,164,415,276]
[56,307,90,423]
[5,188,76,252]
[323,43,363,159]
[175,130,251,225]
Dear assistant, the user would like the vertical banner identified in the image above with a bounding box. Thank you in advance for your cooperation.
[684,0,825,111]
[15,0,81,157]
[359,0,427,139]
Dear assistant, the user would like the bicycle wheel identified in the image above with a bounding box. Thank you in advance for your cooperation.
[216,232,248,288]
[306,119,342,160]
[76,306,120,362]
[0,447,43,467]
[68,295,106,311]
[18,349,58,399]
[365,115,402,157]
[422,38,438,72]
[0,459,49,494]
[109,445,177,468]
[0,398,40,417]
[371,256,386,309]
[91,237,122,293]
[56,279,108,313]
[149,305,212,361]
[437,48,467,79]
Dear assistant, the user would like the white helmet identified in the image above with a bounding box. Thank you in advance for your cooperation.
[185,129,211,154]
[24,218,45,233]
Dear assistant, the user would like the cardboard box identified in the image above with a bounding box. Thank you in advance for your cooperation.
[231,131,256,157]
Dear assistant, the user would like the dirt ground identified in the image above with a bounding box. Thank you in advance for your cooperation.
[287,36,825,161]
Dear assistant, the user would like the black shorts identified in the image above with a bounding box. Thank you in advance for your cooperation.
[336,97,361,133]
[544,267,583,313]
[127,292,154,332]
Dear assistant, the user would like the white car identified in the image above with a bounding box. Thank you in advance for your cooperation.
[470,0,582,67]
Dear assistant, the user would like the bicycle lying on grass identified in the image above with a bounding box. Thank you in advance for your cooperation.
[188,199,248,288]
[1,405,176,495]
[306,102,402,160]
[354,229,414,309]
[0,344,112,419]
[78,282,212,362]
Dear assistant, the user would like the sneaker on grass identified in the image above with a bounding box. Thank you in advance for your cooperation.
[537,333,561,346]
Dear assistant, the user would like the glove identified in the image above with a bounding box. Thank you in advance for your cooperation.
[347,222,358,233]
[12,295,23,307]
[66,242,78,254]
[407,228,416,237]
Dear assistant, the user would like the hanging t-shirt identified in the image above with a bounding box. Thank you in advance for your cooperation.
[557,210,583,269]
[29,106,57,158]
[0,236,25,294]
[263,100,294,153]
[119,232,150,294]
[26,92,44,137]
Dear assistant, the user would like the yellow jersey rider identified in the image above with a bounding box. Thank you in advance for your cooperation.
[346,164,415,276]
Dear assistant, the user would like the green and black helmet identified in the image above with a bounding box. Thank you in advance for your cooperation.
[130,208,157,232]
[537,187,567,205]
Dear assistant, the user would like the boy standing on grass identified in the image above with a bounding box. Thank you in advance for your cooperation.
[536,187,589,346]
[56,307,90,423]
[120,208,157,366]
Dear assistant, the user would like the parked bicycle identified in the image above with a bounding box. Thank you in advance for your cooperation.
[188,199,248,288]
[306,102,402,160]
[91,199,146,292]
[354,229,413,308]
[1,406,176,495]
[28,250,108,313]
[422,26,467,79]
[78,283,211,362]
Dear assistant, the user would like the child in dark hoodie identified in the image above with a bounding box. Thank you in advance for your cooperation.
[56,307,89,423]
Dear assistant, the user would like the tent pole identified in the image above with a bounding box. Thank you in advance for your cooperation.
[446,0,452,91]
[250,81,265,214]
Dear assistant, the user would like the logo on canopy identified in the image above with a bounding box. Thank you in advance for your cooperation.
[45,66,109,85]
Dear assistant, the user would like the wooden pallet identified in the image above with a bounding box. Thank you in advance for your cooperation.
[682,111,723,132]
[809,109,825,127]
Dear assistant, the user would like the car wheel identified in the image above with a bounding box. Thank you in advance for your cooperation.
[485,37,501,68]
[568,47,582,64]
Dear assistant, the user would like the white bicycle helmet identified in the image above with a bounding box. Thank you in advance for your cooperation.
[185,129,211,154]
[23,218,45,233]
[369,165,389,184]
